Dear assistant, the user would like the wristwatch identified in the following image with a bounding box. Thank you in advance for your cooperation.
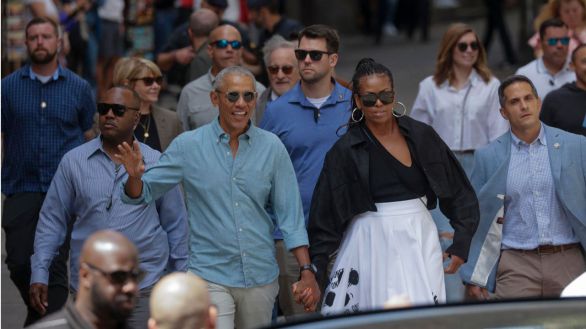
[299,263,317,275]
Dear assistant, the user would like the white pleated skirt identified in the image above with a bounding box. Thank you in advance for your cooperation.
[321,198,445,315]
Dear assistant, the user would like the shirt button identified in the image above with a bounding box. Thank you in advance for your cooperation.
[242,253,246,257]
[233,177,236,181]
[239,228,242,232]
[235,202,239,206]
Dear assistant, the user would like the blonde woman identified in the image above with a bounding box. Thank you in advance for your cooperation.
[529,0,586,57]
[410,23,508,302]
[116,57,183,151]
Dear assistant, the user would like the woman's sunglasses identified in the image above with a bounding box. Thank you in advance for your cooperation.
[211,39,242,49]
[132,76,163,86]
[294,49,331,61]
[267,65,294,75]
[359,91,395,107]
[97,103,139,116]
[456,41,480,52]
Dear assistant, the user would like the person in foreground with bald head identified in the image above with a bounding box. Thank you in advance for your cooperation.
[28,230,142,328]
[149,273,217,329]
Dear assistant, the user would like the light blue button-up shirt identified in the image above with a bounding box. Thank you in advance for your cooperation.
[31,137,189,290]
[122,118,308,288]
[502,125,577,249]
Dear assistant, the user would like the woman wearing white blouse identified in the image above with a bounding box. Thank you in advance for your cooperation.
[411,23,508,302]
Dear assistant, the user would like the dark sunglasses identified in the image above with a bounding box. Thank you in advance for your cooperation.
[546,37,570,46]
[84,262,145,285]
[267,65,294,75]
[97,103,139,117]
[216,90,257,103]
[359,90,395,107]
[211,39,242,49]
[294,49,331,61]
[132,76,163,86]
[456,41,480,52]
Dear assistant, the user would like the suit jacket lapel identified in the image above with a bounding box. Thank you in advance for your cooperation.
[545,125,562,185]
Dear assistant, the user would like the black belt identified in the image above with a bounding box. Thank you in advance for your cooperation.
[453,150,475,154]
[511,243,581,255]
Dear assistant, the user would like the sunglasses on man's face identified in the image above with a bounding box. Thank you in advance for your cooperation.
[97,103,139,117]
[267,65,294,75]
[456,41,480,52]
[216,90,257,103]
[294,49,331,61]
[359,90,395,107]
[211,39,242,49]
[132,76,163,86]
[546,37,570,46]
[84,262,145,286]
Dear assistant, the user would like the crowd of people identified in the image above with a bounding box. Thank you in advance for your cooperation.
[2,0,586,328]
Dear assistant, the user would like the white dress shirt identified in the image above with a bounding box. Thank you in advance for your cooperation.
[411,70,509,151]
[515,57,576,99]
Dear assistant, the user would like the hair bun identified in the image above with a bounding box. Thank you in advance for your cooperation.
[355,58,376,70]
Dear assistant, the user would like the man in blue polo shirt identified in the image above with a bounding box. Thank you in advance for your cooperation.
[1,17,96,326]
[260,24,351,316]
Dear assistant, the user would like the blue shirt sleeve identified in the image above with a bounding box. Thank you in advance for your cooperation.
[155,185,189,272]
[31,155,75,285]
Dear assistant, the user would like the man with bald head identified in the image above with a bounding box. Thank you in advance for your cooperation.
[28,230,141,328]
[30,87,189,329]
[177,24,266,131]
[149,273,216,329]
[119,66,319,329]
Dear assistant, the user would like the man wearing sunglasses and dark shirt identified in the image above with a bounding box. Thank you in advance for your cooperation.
[259,25,351,316]
[29,87,189,329]
[28,230,143,329]
[118,66,320,329]
[515,18,575,98]
[177,25,266,131]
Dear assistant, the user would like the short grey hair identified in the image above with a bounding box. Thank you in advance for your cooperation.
[262,35,296,66]
[213,66,257,91]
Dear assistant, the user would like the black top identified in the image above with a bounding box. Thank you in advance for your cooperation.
[540,82,586,136]
[364,126,429,202]
[26,302,128,329]
[135,113,161,152]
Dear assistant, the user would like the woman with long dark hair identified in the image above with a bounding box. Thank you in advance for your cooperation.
[308,58,479,314]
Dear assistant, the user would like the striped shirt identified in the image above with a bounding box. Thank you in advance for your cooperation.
[502,125,577,249]
[31,137,189,290]
[1,65,96,195]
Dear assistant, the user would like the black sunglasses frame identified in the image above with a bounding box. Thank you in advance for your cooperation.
[456,41,480,52]
[216,90,257,103]
[132,76,163,86]
[358,90,395,107]
[211,39,243,49]
[84,262,145,285]
[97,103,139,117]
[267,65,294,75]
[294,49,332,61]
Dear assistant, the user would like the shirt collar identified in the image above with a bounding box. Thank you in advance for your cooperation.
[536,57,570,76]
[286,79,349,108]
[510,123,547,149]
[87,136,141,159]
[26,64,62,81]
[211,116,254,144]
[443,69,480,91]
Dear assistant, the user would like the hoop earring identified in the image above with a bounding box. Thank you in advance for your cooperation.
[392,101,407,118]
[351,107,364,122]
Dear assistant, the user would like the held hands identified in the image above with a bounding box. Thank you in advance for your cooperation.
[443,253,465,274]
[29,283,48,315]
[292,272,321,312]
[114,141,144,179]
[174,47,196,65]
[465,283,490,300]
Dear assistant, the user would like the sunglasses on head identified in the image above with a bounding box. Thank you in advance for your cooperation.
[546,37,570,46]
[294,49,331,61]
[456,41,480,52]
[267,65,294,75]
[216,90,257,103]
[84,262,145,285]
[211,39,242,49]
[132,76,163,86]
[97,103,139,117]
[359,90,395,107]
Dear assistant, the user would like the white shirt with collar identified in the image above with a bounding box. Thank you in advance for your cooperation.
[411,70,509,151]
[515,57,576,99]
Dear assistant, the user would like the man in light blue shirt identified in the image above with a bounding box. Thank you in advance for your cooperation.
[461,75,586,300]
[118,66,320,329]
[30,87,189,329]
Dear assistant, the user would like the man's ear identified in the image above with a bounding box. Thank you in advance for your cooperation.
[499,108,508,121]
[210,90,219,107]
[79,264,92,289]
[329,53,338,68]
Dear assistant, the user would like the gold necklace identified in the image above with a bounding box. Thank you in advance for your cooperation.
[139,114,151,141]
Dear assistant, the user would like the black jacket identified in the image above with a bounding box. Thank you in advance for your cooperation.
[308,116,480,289]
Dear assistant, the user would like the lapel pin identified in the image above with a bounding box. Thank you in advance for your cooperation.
[554,143,560,149]
[41,101,47,109]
